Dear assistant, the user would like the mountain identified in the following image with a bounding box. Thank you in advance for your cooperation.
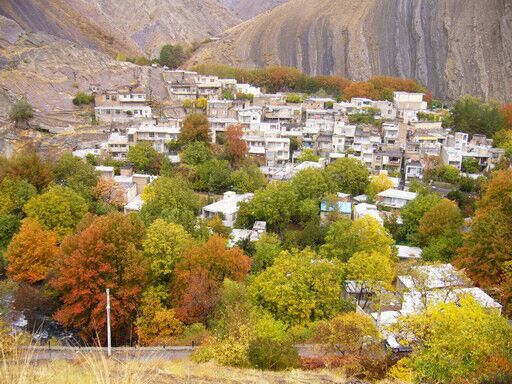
[218,0,289,20]
[189,0,512,101]
[0,0,239,57]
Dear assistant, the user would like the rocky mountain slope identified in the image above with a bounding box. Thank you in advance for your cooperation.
[218,0,289,20]
[0,0,239,57]
[190,0,512,101]
[0,15,168,117]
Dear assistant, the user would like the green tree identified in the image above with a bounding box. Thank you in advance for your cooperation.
[462,157,480,174]
[399,193,441,244]
[159,44,185,69]
[126,142,162,174]
[9,98,34,128]
[143,219,193,290]
[325,157,370,195]
[195,159,232,194]
[295,149,319,163]
[439,165,460,184]
[290,168,330,201]
[53,153,99,202]
[394,297,512,384]
[23,185,88,239]
[0,177,37,217]
[180,142,212,166]
[231,162,268,193]
[179,113,210,144]
[140,176,201,230]
[72,92,94,106]
[366,173,394,199]
[245,181,298,235]
[251,233,282,275]
[451,96,504,137]
[321,216,394,261]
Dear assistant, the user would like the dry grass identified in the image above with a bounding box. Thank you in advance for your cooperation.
[0,354,353,384]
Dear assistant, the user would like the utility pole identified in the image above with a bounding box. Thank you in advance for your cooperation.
[106,288,112,357]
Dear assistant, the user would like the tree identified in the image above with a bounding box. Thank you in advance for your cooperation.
[501,103,512,129]
[225,124,247,165]
[195,97,208,110]
[135,294,184,346]
[393,297,512,383]
[24,185,88,239]
[180,141,212,166]
[0,151,53,192]
[399,193,441,244]
[179,113,210,144]
[312,312,380,355]
[53,153,99,202]
[173,236,250,324]
[366,174,394,199]
[462,157,480,174]
[52,212,147,344]
[231,162,267,193]
[439,165,460,184]
[451,96,504,137]
[72,92,94,106]
[195,159,232,193]
[9,98,34,128]
[126,142,162,174]
[296,149,319,163]
[290,168,330,201]
[418,199,463,262]
[249,249,349,326]
[0,177,37,217]
[159,44,185,69]
[346,250,395,309]
[251,233,282,275]
[140,176,201,231]
[244,181,298,234]
[93,177,126,209]
[6,219,59,284]
[325,157,370,195]
[143,219,192,289]
[321,217,394,262]
[455,170,512,314]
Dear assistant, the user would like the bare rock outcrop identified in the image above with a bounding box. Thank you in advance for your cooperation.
[189,0,512,101]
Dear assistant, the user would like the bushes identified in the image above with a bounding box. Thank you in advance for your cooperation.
[248,337,299,370]
[72,92,94,106]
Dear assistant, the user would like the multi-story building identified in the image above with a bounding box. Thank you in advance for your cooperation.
[94,85,152,123]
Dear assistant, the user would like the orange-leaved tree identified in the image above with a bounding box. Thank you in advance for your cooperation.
[6,218,59,284]
[225,124,247,165]
[51,212,147,345]
[172,235,250,324]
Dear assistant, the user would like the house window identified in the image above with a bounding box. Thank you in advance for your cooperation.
[106,95,110,100]
[112,96,117,101]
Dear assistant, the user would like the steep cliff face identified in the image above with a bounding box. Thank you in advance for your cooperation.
[0,0,239,57]
[189,0,512,101]
[218,0,289,20]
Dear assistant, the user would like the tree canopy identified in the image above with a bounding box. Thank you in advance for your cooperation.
[325,157,370,196]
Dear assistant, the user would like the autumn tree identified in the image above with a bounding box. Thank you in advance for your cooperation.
[418,199,463,262]
[179,113,210,144]
[312,312,381,355]
[249,249,349,326]
[6,219,59,284]
[173,235,250,324]
[501,103,512,129]
[251,233,282,275]
[142,219,192,291]
[321,216,394,262]
[140,176,201,230]
[52,212,147,345]
[93,177,126,209]
[126,142,163,174]
[23,185,88,239]
[325,157,370,196]
[366,173,394,199]
[393,297,512,383]
[225,124,247,165]
[0,177,37,217]
[455,170,512,314]
[0,151,53,191]
[399,193,441,244]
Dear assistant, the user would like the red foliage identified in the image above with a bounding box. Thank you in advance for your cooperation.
[342,81,380,101]
[501,103,512,129]
[51,212,147,345]
[225,124,247,165]
[172,235,250,324]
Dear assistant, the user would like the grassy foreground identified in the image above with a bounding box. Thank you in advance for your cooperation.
[1,355,361,384]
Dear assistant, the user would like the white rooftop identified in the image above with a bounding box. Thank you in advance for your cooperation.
[377,188,417,201]
[398,264,466,291]
[202,192,254,215]
[397,245,422,260]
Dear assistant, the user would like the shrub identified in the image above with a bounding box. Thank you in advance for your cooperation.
[286,93,303,103]
[248,337,299,371]
[9,98,34,126]
[72,92,94,106]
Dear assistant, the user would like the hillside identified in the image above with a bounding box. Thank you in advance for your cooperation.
[218,0,289,20]
[0,0,239,57]
[189,0,512,101]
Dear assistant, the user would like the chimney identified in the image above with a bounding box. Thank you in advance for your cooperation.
[120,166,133,177]
[132,174,150,195]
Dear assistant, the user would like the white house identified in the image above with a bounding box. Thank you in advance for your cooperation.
[376,189,417,209]
[201,191,254,227]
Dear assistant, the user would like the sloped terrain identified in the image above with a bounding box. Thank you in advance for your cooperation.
[0,0,239,57]
[218,0,289,20]
[189,0,512,101]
